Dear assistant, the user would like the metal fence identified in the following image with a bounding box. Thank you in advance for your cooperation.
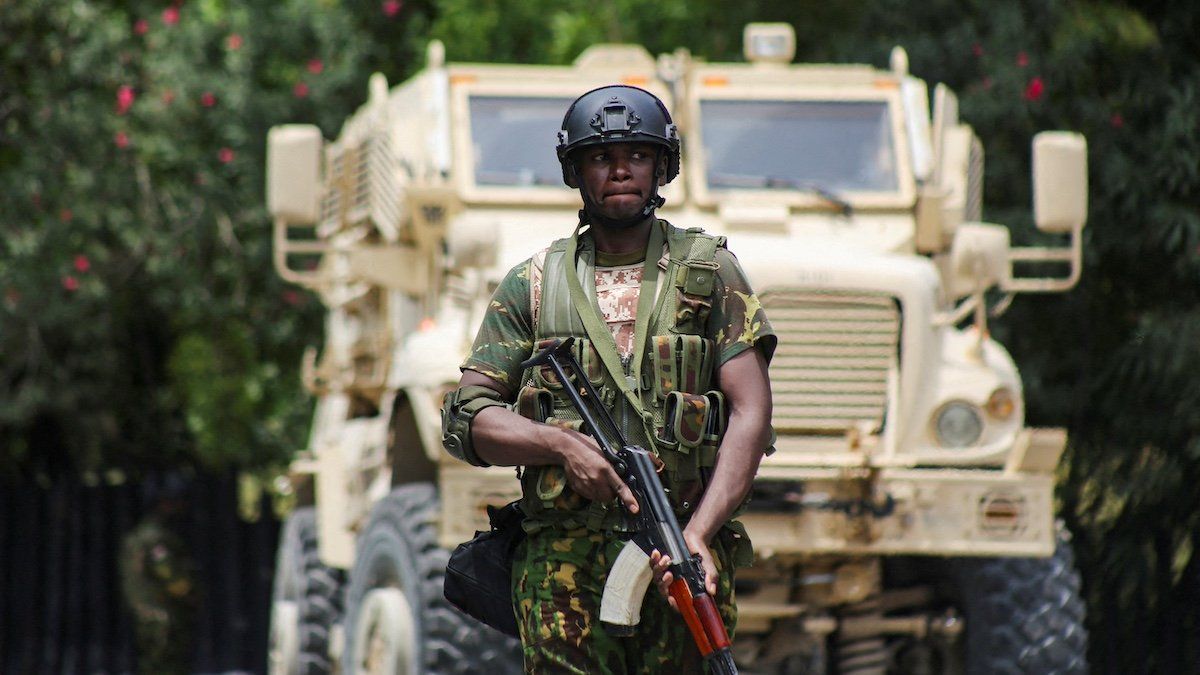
[0,471,279,674]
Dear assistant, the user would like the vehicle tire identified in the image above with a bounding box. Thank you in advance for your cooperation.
[342,483,522,675]
[949,527,1088,674]
[269,507,346,675]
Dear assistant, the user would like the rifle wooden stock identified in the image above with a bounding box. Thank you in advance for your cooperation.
[521,338,739,674]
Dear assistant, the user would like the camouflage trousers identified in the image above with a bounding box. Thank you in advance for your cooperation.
[512,526,737,674]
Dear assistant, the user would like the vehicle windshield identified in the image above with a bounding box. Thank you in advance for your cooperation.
[699,99,899,193]
[469,96,572,187]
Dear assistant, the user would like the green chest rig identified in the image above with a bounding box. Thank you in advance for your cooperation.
[514,220,729,533]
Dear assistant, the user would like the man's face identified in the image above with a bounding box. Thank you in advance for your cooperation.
[576,142,665,223]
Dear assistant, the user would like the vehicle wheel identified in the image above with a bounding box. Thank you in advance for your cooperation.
[269,507,346,675]
[950,527,1088,674]
[342,483,522,675]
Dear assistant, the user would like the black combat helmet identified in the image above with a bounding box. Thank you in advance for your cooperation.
[555,85,680,189]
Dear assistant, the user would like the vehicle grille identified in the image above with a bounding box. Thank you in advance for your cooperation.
[760,291,900,434]
[321,131,401,238]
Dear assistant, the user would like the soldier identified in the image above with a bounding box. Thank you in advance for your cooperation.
[442,85,775,672]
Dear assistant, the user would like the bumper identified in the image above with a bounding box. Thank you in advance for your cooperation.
[743,467,1057,558]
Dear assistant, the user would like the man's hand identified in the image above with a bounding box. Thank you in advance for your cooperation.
[456,369,637,514]
[553,426,639,513]
[648,527,717,612]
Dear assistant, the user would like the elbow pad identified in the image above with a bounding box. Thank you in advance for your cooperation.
[441,385,508,467]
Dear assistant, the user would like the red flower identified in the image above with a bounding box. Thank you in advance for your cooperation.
[227,34,243,51]
[1110,113,1125,128]
[1023,77,1045,101]
[382,0,402,17]
[200,91,216,107]
[62,276,79,292]
[218,147,235,164]
[283,290,302,306]
[293,82,310,98]
[981,76,993,90]
[307,58,324,74]
[60,208,74,223]
[74,255,91,273]
[1016,51,1029,67]
[971,43,983,58]
[162,7,179,25]
[134,19,149,35]
[116,85,135,115]
[115,131,130,148]
[162,89,176,104]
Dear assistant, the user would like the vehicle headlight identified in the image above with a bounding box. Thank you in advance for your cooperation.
[933,401,984,448]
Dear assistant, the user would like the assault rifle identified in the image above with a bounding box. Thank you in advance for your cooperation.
[521,337,738,675]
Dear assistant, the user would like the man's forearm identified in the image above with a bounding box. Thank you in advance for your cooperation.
[686,347,773,542]
[685,406,769,542]
[470,405,564,467]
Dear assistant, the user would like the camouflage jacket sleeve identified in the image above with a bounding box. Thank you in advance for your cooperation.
[710,247,777,366]
[460,259,535,393]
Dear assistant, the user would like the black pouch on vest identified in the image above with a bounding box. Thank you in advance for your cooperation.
[444,500,526,637]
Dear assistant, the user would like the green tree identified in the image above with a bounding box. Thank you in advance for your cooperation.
[0,0,434,476]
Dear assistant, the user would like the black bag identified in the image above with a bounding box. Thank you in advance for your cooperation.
[444,500,526,637]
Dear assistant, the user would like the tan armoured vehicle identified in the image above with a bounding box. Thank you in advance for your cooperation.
[265,23,1089,675]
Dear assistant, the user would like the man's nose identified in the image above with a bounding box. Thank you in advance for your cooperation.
[610,154,632,180]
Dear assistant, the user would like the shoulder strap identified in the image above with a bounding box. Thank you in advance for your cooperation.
[536,238,592,340]
[528,247,548,333]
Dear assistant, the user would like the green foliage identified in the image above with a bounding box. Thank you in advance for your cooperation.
[428,0,760,64]
[0,0,433,475]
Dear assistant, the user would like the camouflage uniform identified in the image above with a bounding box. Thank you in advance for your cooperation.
[512,527,739,673]
[462,220,774,673]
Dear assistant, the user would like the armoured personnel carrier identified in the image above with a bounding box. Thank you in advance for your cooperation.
[265,23,1089,674]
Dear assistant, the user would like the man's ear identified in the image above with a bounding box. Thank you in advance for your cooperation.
[656,155,668,185]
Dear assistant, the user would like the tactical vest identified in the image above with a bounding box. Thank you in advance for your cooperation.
[513,221,729,532]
